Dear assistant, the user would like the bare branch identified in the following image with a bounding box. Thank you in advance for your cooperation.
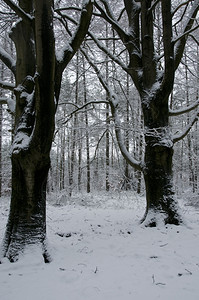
[94,0,129,44]
[81,47,142,171]
[2,0,33,24]
[169,100,199,116]
[172,0,192,16]
[173,110,199,143]
[174,0,199,70]
[87,31,128,72]
[55,0,93,101]
[173,24,199,44]
[56,0,93,68]
[61,100,109,124]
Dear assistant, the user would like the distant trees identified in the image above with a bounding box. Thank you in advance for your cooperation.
[0,0,93,262]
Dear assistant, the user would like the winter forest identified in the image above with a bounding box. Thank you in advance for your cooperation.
[0,0,199,299]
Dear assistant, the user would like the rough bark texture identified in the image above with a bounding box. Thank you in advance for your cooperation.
[1,0,55,262]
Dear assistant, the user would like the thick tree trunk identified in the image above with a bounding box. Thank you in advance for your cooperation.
[1,0,55,262]
[141,100,181,226]
[2,154,50,262]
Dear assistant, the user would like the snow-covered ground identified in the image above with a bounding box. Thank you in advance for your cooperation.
[0,191,199,300]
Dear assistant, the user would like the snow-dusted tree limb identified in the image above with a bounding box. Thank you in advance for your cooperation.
[87,31,128,72]
[174,0,199,71]
[172,0,192,16]
[55,0,93,101]
[0,46,16,76]
[56,0,93,67]
[61,100,109,124]
[2,0,33,24]
[173,24,199,45]
[173,110,199,143]
[81,47,142,171]
[94,0,129,44]
[169,99,199,116]
[0,80,15,91]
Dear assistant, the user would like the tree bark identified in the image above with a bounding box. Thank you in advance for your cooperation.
[1,0,55,262]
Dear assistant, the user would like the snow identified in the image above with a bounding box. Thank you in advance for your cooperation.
[11,131,30,154]
[1,191,199,300]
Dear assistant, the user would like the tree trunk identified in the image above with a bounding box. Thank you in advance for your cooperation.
[1,0,55,262]
[141,100,181,226]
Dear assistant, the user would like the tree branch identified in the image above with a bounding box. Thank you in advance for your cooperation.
[174,0,199,70]
[81,47,142,171]
[55,0,93,101]
[61,100,109,124]
[173,110,199,143]
[94,0,129,44]
[87,31,128,72]
[169,99,199,116]
[56,0,93,68]
[3,0,33,24]
[172,0,192,16]
[173,24,199,44]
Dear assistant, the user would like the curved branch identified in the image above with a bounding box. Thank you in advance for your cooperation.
[173,110,199,143]
[56,0,93,68]
[169,99,199,116]
[174,0,199,70]
[55,0,93,101]
[61,100,109,124]
[172,0,192,16]
[81,47,142,171]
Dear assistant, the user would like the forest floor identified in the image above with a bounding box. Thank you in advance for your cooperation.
[0,190,199,300]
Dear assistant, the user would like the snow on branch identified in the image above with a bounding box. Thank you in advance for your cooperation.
[173,24,199,45]
[0,46,16,75]
[174,0,199,70]
[3,0,33,24]
[81,47,142,171]
[61,100,109,124]
[173,110,199,143]
[169,99,199,116]
[94,0,129,43]
[87,31,128,72]
[172,0,193,17]
[56,0,93,67]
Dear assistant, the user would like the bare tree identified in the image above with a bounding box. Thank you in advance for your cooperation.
[83,0,199,225]
[0,0,93,262]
